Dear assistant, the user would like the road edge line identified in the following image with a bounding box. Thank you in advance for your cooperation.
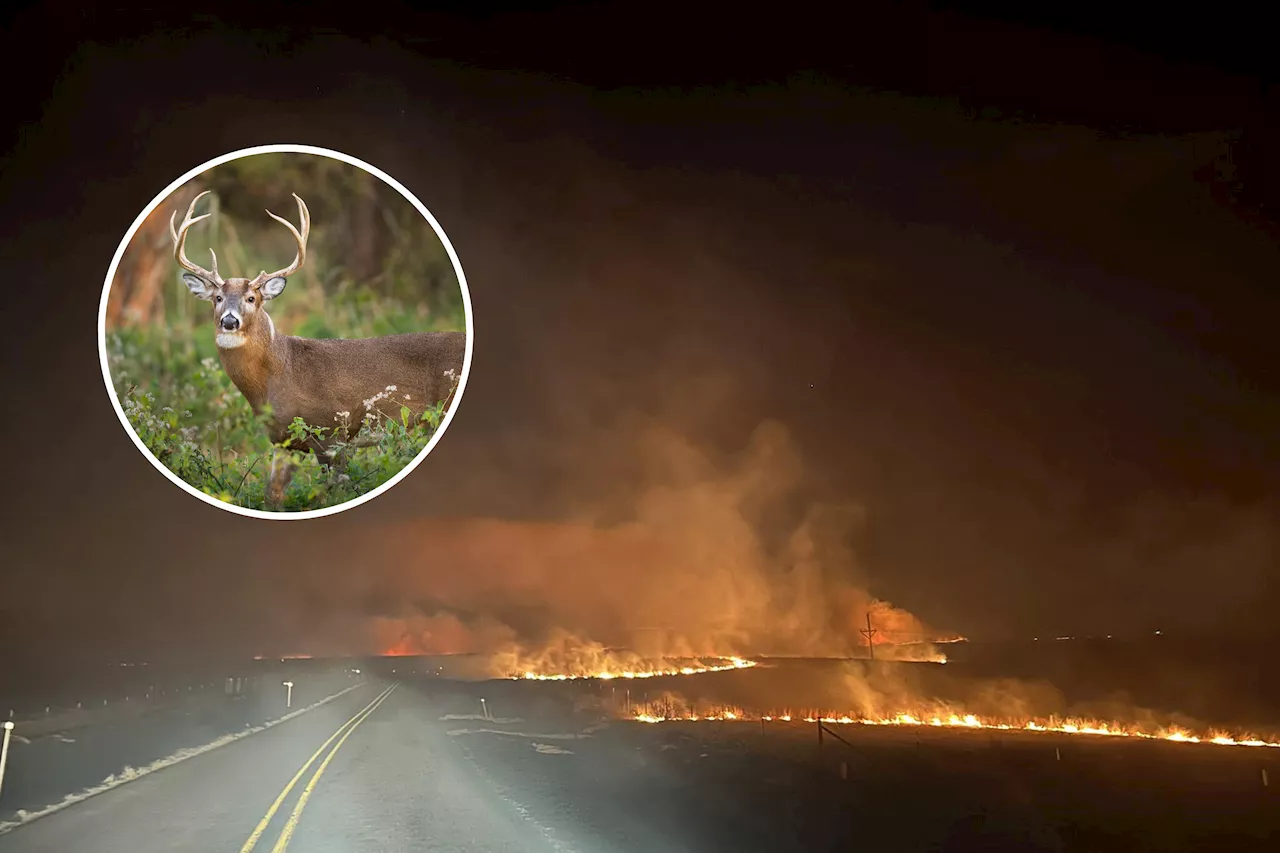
[0,681,367,837]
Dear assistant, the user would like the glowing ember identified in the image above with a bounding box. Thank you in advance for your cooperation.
[515,656,758,681]
[628,704,1280,749]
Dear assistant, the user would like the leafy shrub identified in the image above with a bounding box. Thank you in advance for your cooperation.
[107,287,462,512]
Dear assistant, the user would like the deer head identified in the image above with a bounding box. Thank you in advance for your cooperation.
[171,190,311,350]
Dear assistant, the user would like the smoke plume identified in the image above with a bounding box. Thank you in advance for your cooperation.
[348,418,950,672]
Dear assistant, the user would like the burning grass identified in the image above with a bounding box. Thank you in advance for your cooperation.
[513,656,758,681]
[626,698,1280,749]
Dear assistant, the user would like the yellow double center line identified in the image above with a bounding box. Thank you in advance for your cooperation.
[240,682,398,853]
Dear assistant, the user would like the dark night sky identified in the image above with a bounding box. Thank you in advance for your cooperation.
[2,1,1278,665]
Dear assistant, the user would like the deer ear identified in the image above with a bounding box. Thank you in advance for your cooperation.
[260,276,288,300]
[182,273,216,301]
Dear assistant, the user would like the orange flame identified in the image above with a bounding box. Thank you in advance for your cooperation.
[381,638,419,657]
[516,656,758,681]
[628,703,1280,749]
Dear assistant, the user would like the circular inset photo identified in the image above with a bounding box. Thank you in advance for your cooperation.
[100,145,472,518]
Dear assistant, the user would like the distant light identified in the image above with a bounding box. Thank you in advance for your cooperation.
[1154,630,1162,635]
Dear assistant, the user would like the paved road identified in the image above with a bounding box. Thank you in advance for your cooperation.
[7,675,1272,852]
[0,680,560,853]
[0,674,359,822]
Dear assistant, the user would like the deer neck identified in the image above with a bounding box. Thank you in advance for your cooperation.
[217,314,280,412]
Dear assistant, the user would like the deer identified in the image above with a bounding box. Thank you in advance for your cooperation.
[169,190,465,509]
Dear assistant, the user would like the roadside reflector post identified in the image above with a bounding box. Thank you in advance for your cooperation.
[480,698,490,721]
[1055,747,1061,761]
[0,721,14,801]
[840,760,848,780]
[1264,768,1269,787]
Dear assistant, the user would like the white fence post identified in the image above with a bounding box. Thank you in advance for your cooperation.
[0,721,14,801]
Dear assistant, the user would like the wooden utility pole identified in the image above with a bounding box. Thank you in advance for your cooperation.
[860,613,878,660]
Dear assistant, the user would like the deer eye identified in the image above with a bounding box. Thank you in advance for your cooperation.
[247,296,255,303]
[215,295,223,303]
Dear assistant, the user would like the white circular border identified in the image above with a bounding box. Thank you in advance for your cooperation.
[98,144,474,521]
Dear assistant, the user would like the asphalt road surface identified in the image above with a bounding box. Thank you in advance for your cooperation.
[0,674,359,823]
[2,675,1276,852]
[0,680,564,853]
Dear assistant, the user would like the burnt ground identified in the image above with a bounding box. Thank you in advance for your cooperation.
[0,668,1274,852]
[4,643,1276,851]
[426,677,1280,853]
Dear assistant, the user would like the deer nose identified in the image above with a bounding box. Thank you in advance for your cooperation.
[221,314,240,331]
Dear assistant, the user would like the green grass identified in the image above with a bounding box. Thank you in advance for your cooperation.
[107,285,464,512]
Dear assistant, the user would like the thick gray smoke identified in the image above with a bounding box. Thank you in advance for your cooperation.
[301,419,951,668]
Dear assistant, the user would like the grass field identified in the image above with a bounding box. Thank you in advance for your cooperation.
[106,286,463,512]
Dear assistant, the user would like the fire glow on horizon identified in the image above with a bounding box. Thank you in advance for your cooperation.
[629,706,1280,749]
[514,656,759,681]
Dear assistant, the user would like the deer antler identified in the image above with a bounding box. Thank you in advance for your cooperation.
[259,194,311,281]
[169,190,223,284]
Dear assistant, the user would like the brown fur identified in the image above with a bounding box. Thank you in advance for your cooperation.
[174,192,464,508]
[213,284,464,451]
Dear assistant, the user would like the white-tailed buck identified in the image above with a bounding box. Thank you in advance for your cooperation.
[170,190,465,508]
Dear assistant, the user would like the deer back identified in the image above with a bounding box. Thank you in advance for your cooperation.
[267,330,465,447]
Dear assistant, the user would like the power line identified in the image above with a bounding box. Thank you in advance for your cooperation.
[859,613,878,660]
